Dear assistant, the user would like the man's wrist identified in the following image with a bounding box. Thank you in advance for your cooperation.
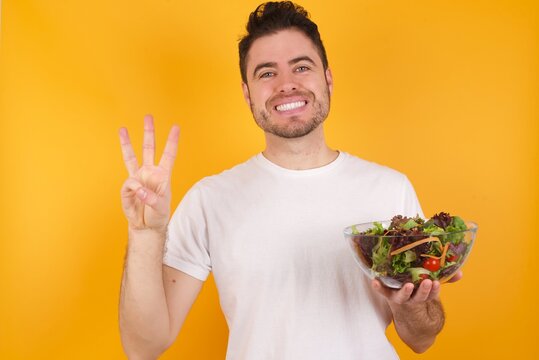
[128,226,168,238]
[127,226,168,257]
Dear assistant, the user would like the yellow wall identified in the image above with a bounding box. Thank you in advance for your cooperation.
[1,0,537,358]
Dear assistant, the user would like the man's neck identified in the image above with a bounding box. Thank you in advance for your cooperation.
[262,126,339,170]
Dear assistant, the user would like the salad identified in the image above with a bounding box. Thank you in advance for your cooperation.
[351,212,472,286]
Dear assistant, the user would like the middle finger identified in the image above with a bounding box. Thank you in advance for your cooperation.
[411,279,433,303]
[142,114,156,166]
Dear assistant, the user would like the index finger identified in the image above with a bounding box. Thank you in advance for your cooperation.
[119,127,139,176]
[158,125,180,171]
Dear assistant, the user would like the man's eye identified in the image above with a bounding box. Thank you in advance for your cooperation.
[296,66,309,72]
[260,72,274,78]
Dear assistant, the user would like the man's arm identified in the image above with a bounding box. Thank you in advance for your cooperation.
[120,229,203,359]
[118,115,202,359]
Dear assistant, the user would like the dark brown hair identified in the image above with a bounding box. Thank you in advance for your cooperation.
[238,1,329,83]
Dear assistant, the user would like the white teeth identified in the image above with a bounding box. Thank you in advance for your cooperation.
[276,101,306,111]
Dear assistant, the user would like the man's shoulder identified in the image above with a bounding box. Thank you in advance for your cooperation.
[190,154,260,192]
[341,151,408,180]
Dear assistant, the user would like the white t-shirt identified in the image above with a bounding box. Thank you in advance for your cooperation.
[164,151,423,360]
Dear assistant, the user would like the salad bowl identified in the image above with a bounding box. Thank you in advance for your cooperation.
[344,213,478,289]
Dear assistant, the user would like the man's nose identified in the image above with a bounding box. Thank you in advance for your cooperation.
[276,73,298,93]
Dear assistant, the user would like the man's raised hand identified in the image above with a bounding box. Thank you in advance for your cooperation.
[119,115,180,233]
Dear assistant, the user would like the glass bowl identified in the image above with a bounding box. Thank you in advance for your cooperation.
[344,220,478,289]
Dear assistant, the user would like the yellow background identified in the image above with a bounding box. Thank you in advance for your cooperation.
[1,0,537,359]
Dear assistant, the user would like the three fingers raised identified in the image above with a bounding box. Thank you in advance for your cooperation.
[119,115,180,175]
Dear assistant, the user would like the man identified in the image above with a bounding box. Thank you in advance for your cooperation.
[119,2,457,359]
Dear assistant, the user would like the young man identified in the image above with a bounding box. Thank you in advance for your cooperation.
[119,2,456,359]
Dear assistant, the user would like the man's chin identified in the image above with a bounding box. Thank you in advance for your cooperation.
[253,108,327,139]
[264,123,320,139]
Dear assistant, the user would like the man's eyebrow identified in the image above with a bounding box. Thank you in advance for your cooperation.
[288,56,316,66]
[252,62,277,79]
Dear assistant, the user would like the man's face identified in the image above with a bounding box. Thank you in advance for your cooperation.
[242,29,333,139]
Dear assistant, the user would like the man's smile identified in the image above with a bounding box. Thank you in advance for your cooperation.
[275,100,307,112]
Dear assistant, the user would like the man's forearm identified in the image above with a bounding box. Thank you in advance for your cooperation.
[390,299,445,353]
[119,228,171,359]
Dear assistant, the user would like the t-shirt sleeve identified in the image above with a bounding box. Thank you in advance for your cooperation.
[163,185,211,281]
[400,176,425,219]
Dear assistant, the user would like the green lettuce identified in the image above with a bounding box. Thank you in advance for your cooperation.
[408,267,431,282]
[371,237,391,273]
[391,250,417,273]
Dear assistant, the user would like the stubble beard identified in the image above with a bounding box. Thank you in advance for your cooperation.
[249,87,331,139]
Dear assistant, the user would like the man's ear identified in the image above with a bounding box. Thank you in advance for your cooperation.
[242,82,251,106]
[325,68,334,96]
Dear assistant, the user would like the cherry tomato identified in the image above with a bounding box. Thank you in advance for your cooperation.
[423,258,441,272]
[447,254,459,262]
[419,274,430,280]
